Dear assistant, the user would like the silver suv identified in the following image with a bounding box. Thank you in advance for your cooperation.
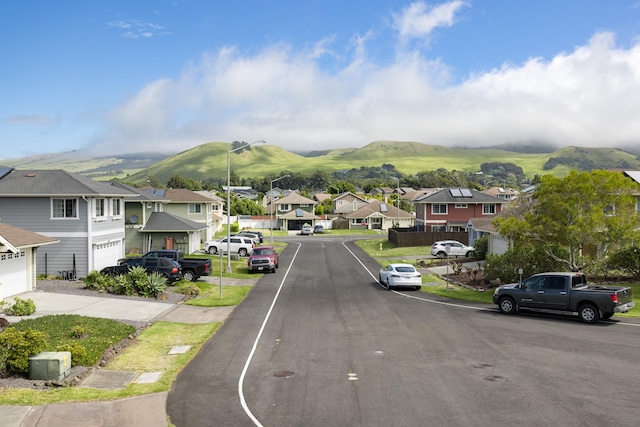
[205,236,254,256]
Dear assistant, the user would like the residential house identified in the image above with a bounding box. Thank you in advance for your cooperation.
[482,186,519,201]
[0,168,137,278]
[369,187,396,198]
[273,193,319,230]
[195,190,225,233]
[224,186,259,200]
[332,192,369,215]
[343,200,415,230]
[412,188,507,232]
[0,221,58,298]
[466,217,509,256]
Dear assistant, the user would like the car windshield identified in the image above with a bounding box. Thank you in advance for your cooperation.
[253,249,272,255]
[395,266,416,273]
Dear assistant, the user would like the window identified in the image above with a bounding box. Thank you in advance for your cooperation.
[483,204,496,215]
[112,199,121,217]
[95,199,106,218]
[52,198,77,218]
[455,204,467,208]
[212,204,220,211]
[279,204,290,212]
[432,204,448,214]
[188,203,202,214]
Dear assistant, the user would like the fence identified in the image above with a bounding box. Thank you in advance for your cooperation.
[388,228,469,248]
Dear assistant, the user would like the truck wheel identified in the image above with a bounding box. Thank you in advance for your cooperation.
[208,247,217,255]
[498,296,516,315]
[183,271,195,282]
[239,248,248,257]
[578,303,600,323]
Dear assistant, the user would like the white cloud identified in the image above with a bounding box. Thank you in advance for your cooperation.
[392,1,468,42]
[88,10,640,156]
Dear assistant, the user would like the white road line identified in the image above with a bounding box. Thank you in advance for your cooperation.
[238,242,302,427]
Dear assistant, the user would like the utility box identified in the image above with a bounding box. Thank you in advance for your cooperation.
[29,351,72,380]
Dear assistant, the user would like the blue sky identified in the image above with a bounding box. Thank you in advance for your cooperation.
[2,0,640,160]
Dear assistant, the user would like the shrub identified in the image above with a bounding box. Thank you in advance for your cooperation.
[484,245,567,283]
[111,274,135,295]
[608,246,640,279]
[181,284,201,299]
[231,222,240,233]
[84,270,112,291]
[0,327,48,373]
[5,298,36,316]
[55,342,88,366]
[138,272,169,298]
[127,265,149,295]
[473,235,488,260]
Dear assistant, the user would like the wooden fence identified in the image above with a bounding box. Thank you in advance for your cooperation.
[388,228,469,248]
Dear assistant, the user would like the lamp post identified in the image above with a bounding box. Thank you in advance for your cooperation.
[270,174,290,243]
[226,140,266,273]
[391,177,400,228]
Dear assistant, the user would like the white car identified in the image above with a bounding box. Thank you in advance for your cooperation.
[431,240,475,258]
[300,224,314,235]
[379,263,422,290]
[204,236,254,256]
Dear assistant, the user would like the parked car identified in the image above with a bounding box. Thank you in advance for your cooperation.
[301,224,314,235]
[247,246,279,273]
[379,263,422,290]
[237,230,263,243]
[204,236,254,256]
[313,224,325,234]
[493,272,635,323]
[119,249,211,282]
[101,257,183,283]
[233,231,261,245]
[431,240,475,258]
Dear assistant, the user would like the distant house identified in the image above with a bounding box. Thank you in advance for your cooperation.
[0,167,137,278]
[412,188,507,232]
[466,216,509,256]
[481,187,519,201]
[0,222,58,298]
[332,192,369,215]
[273,192,319,230]
[342,200,415,230]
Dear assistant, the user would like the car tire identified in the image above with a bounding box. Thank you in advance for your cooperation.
[208,247,217,255]
[183,270,195,282]
[498,296,516,315]
[436,251,447,259]
[239,248,248,257]
[465,251,474,258]
[271,267,276,273]
[578,303,600,324]
[414,286,421,291]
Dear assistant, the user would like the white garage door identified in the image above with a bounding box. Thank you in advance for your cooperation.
[0,251,28,299]
[93,241,122,272]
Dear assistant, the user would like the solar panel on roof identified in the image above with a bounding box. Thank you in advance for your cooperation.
[0,167,14,180]
[460,188,473,197]
[295,209,304,217]
[449,188,462,197]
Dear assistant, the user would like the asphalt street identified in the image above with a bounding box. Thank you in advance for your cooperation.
[167,236,640,427]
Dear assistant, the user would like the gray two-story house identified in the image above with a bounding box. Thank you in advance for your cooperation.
[0,167,137,278]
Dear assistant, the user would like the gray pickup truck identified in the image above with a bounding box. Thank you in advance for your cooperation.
[492,272,635,323]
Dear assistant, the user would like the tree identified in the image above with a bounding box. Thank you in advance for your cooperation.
[494,170,640,271]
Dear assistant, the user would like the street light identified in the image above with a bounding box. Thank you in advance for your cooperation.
[226,140,266,273]
[270,174,290,243]
[391,177,400,228]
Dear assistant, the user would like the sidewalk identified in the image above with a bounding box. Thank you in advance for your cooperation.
[0,280,245,427]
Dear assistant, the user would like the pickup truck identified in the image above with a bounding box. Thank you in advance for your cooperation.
[247,246,279,273]
[119,250,211,282]
[493,272,635,323]
[101,257,183,283]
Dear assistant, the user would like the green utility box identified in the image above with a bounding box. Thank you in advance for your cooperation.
[28,351,72,380]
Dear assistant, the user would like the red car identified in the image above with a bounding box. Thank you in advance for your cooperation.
[247,246,279,273]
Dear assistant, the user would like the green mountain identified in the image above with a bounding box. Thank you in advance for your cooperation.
[3,141,640,185]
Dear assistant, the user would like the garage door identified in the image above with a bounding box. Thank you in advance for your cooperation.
[0,251,28,299]
[93,240,122,272]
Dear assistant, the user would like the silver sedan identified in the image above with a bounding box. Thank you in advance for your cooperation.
[379,263,422,290]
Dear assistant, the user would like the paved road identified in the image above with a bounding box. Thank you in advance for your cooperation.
[168,237,640,427]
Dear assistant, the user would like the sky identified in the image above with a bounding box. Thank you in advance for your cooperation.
[2,1,640,160]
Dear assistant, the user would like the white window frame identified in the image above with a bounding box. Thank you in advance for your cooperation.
[432,204,448,215]
[111,199,122,217]
[279,204,290,212]
[483,204,496,215]
[51,198,78,219]
[94,198,106,219]
[188,203,202,214]
[455,203,467,208]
